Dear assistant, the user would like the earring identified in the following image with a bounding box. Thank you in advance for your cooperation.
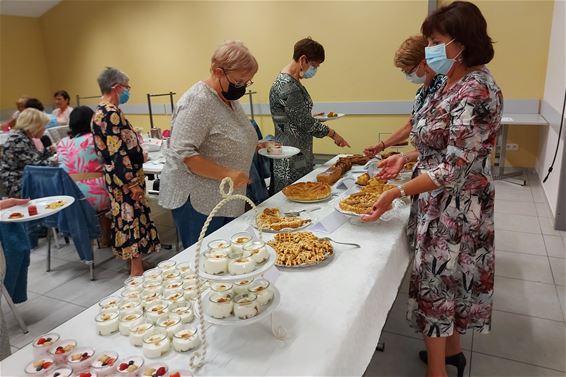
[299,70,304,78]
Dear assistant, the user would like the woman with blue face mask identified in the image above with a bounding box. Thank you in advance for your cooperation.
[269,37,350,193]
[91,67,161,276]
[364,35,445,158]
[363,2,502,377]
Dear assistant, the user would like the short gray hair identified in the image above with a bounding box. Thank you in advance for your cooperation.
[97,67,129,94]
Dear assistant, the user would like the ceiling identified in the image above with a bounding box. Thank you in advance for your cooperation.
[0,0,61,17]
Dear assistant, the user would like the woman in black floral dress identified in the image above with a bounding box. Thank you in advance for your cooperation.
[91,67,160,276]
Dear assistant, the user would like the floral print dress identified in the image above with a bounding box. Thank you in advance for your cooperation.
[407,68,503,337]
[91,103,160,260]
[56,134,110,212]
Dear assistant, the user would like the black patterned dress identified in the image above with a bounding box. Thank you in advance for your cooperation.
[91,102,160,260]
[269,73,330,192]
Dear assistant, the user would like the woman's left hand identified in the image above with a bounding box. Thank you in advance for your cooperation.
[0,198,30,210]
[332,131,351,148]
[361,189,398,222]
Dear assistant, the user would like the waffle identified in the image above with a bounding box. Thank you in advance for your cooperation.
[282,182,331,201]
[267,231,333,267]
[256,208,312,231]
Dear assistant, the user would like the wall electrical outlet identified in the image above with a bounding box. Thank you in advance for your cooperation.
[506,143,519,151]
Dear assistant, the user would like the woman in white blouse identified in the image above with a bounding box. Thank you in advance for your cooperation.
[52,90,73,125]
[159,41,262,248]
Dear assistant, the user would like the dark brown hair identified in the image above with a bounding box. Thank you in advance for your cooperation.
[421,1,494,66]
[54,90,70,104]
[293,37,325,63]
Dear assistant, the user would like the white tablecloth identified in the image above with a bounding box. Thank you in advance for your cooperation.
[0,156,411,376]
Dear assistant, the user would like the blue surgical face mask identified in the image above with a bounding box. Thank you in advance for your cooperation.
[303,65,317,79]
[405,71,426,85]
[118,88,130,104]
[425,39,462,75]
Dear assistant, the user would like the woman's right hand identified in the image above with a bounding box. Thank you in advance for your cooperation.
[376,154,405,180]
[363,143,384,157]
[227,170,251,188]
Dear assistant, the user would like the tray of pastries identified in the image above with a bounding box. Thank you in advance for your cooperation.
[337,178,398,216]
[255,208,313,232]
[316,154,371,185]
[282,181,332,202]
[268,231,333,268]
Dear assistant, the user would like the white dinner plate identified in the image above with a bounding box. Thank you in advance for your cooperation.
[258,146,300,160]
[313,112,345,121]
[0,195,75,223]
[202,285,280,326]
[198,244,277,282]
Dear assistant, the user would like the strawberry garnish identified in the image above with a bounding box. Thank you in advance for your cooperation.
[79,373,92,377]
[41,361,53,369]
[119,363,129,371]
[36,337,46,345]
[156,367,167,376]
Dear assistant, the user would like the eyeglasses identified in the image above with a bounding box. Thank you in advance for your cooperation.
[402,64,419,75]
[222,69,253,88]
[113,83,131,90]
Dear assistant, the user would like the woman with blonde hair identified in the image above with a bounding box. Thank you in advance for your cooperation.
[364,35,445,157]
[159,40,261,248]
[0,108,55,197]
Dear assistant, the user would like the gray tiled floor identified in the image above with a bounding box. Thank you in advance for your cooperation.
[2,173,566,377]
[365,171,566,377]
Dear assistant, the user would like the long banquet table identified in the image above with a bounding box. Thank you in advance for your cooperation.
[1,156,411,376]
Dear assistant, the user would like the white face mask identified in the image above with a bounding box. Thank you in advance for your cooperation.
[405,71,426,85]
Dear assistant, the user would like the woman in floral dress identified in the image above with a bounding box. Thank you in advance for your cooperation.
[91,67,160,276]
[363,2,502,377]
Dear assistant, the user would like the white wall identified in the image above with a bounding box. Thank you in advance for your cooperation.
[537,0,565,223]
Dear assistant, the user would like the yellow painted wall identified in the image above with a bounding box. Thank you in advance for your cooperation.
[0,15,51,109]
[1,1,554,167]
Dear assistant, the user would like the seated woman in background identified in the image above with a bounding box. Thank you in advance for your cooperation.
[0,96,28,131]
[52,90,73,125]
[0,108,55,197]
[57,106,110,212]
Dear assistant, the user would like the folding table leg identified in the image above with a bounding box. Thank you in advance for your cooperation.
[1,282,28,334]
[46,227,51,272]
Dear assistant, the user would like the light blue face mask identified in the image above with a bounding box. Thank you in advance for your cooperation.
[405,71,426,85]
[425,39,462,75]
[303,65,317,79]
[118,88,130,104]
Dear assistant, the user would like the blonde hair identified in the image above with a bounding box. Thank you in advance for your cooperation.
[211,40,258,75]
[393,35,428,69]
[15,108,50,134]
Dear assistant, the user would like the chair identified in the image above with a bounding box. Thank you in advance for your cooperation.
[0,281,27,334]
[45,125,70,145]
[21,166,109,280]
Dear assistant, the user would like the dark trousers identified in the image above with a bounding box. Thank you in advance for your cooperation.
[171,197,234,250]
[0,223,30,304]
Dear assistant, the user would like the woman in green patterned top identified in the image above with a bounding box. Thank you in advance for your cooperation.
[269,37,350,193]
